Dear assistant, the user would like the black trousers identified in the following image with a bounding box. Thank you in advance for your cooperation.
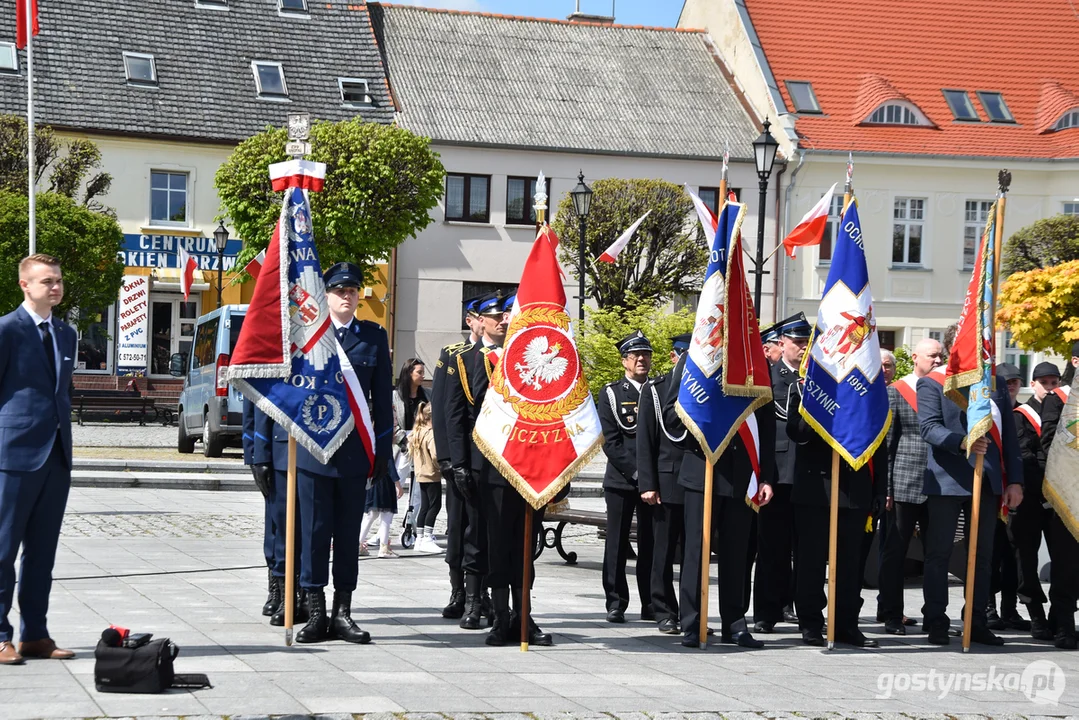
[754,483,795,623]
[1048,512,1079,629]
[602,488,654,613]
[743,512,757,615]
[483,481,543,589]
[922,489,996,629]
[649,501,684,622]
[444,477,487,576]
[1008,494,1050,607]
[418,482,442,528]
[680,489,754,636]
[794,505,866,632]
[991,517,1019,610]
[877,500,929,621]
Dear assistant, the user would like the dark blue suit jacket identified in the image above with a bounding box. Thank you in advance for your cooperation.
[0,305,76,472]
[916,376,1023,496]
[255,318,392,478]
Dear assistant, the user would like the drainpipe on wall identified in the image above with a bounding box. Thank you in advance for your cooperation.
[779,148,806,321]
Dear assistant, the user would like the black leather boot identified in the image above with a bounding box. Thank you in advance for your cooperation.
[485,588,512,646]
[296,588,329,643]
[270,582,308,626]
[460,574,483,629]
[509,587,553,646]
[481,586,494,628]
[263,569,282,617]
[329,591,371,644]
[442,569,465,619]
[1054,612,1077,650]
[986,595,1004,630]
[1029,603,1055,641]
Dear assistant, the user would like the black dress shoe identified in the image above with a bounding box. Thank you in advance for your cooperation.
[928,626,951,645]
[528,619,554,647]
[640,605,656,621]
[681,633,699,648]
[970,625,1005,646]
[753,620,775,633]
[884,619,906,635]
[1032,619,1055,641]
[801,628,825,646]
[658,618,680,634]
[722,630,764,648]
[1055,631,1078,650]
[902,616,917,626]
[782,606,798,623]
[1002,611,1031,631]
[606,609,626,624]
[835,628,879,648]
[986,607,1005,631]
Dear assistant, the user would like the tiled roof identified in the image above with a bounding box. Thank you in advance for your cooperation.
[0,0,394,142]
[851,75,930,127]
[368,3,762,160]
[744,0,1079,159]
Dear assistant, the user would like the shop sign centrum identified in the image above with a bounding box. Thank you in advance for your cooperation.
[119,233,243,270]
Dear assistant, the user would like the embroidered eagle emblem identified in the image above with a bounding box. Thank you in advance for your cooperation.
[515,335,569,390]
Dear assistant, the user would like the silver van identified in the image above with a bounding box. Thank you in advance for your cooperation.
[171,304,248,457]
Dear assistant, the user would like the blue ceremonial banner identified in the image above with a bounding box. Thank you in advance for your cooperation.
[675,200,771,462]
[799,199,890,470]
[228,182,361,465]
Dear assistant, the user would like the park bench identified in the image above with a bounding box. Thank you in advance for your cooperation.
[72,389,157,426]
[537,504,637,565]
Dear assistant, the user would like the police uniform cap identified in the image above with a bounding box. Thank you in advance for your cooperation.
[760,324,780,344]
[476,292,505,316]
[996,363,1021,382]
[463,295,482,317]
[323,262,363,289]
[670,333,691,353]
[774,312,812,339]
[617,330,653,356]
[501,292,518,313]
[1032,361,1061,380]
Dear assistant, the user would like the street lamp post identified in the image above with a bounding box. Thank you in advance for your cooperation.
[569,171,593,329]
[751,118,779,314]
[213,221,229,309]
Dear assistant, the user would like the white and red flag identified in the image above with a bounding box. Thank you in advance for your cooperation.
[269,159,326,193]
[244,248,266,280]
[782,183,837,258]
[177,245,197,301]
[16,0,39,49]
[473,225,603,508]
[597,210,650,264]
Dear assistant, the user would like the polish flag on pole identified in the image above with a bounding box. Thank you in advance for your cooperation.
[686,185,718,247]
[269,159,326,193]
[244,248,266,279]
[597,210,651,263]
[781,182,837,258]
[178,245,197,301]
[16,0,39,49]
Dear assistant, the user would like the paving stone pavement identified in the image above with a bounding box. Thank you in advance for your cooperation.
[3,487,1079,720]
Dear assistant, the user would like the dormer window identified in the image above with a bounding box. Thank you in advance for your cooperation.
[1054,109,1079,131]
[123,52,158,87]
[785,81,821,114]
[339,78,372,107]
[0,42,17,72]
[252,61,288,99]
[943,89,979,121]
[977,91,1014,123]
[865,101,930,126]
[279,0,308,12]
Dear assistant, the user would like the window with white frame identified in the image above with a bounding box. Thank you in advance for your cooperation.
[819,194,845,263]
[866,102,928,126]
[0,42,17,72]
[338,78,371,106]
[928,330,944,343]
[150,171,189,226]
[892,198,925,266]
[1054,109,1079,131]
[1064,202,1079,216]
[963,200,993,270]
[252,61,288,98]
[279,0,307,11]
[123,52,157,86]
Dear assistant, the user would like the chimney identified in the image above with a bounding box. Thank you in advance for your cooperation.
[567,0,614,24]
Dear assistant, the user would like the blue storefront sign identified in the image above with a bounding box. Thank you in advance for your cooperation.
[119,233,244,271]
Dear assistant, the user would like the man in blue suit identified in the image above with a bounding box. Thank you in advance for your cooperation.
[255,262,392,644]
[917,372,1024,646]
[0,255,78,665]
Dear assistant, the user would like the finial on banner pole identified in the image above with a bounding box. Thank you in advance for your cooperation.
[843,152,854,212]
[719,142,729,204]
[533,171,548,227]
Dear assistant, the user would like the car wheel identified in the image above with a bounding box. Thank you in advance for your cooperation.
[177,408,196,454]
[202,414,225,458]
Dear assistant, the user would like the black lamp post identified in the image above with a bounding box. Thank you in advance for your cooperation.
[213,221,229,309]
[569,171,593,328]
[752,118,779,314]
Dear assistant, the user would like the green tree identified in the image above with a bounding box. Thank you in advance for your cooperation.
[1002,214,1079,274]
[893,345,914,380]
[551,178,708,310]
[0,191,124,330]
[578,295,695,393]
[215,119,445,281]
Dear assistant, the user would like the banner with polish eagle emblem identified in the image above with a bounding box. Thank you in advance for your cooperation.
[473,225,603,509]
[227,161,375,469]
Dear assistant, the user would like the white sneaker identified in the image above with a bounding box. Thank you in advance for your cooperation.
[378,545,398,559]
[420,537,443,554]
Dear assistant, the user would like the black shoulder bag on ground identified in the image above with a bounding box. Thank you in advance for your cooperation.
[94,635,211,693]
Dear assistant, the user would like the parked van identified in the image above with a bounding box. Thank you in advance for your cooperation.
[171,304,248,457]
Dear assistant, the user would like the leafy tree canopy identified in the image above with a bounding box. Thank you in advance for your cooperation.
[578,295,695,393]
[997,260,1079,357]
[1002,214,1079,274]
[215,119,445,283]
[551,178,708,310]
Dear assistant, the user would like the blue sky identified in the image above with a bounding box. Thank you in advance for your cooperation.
[392,0,684,27]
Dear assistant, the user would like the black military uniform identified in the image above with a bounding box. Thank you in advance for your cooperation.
[599,331,655,623]
[753,312,810,632]
[988,363,1025,632]
[432,297,483,621]
[661,353,775,648]
[787,387,887,648]
[636,334,690,634]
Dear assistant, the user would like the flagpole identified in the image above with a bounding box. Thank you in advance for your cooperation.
[26,0,36,255]
[284,436,297,646]
[826,175,854,651]
[962,169,1010,653]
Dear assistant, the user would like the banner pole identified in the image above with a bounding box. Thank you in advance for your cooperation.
[826,450,840,650]
[699,461,714,649]
[521,507,533,652]
[962,454,984,652]
[284,436,297,646]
